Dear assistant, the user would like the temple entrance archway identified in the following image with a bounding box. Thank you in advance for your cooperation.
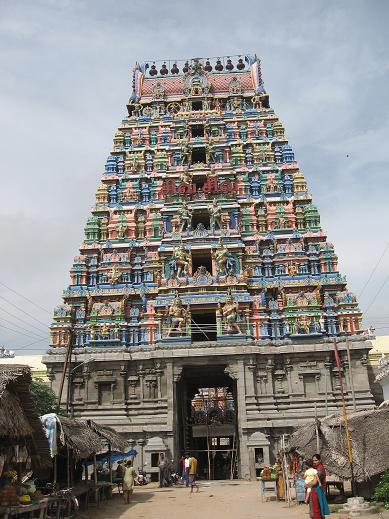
[176,365,239,480]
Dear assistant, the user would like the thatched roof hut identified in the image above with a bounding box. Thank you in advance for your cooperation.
[52,416,105,460]
[0,364,51,469]
[86,420,128,453]
[287,406,389,482]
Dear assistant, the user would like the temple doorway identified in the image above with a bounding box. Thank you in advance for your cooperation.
[177,365,239,480]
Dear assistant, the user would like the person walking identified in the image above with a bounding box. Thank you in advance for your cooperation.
[305,454,330,518]
[184,454,190,487]
[188,454,199,494]
[122,460,137,504]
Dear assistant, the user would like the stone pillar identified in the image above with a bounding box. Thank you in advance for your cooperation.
[225,361,250,479]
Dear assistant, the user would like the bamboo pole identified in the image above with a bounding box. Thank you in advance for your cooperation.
[334,339,356,495]
[314,403,320,452]
[345,337,357,412]
[324,369,329,416]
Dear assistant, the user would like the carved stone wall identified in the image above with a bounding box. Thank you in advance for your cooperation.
[44,337,374,479]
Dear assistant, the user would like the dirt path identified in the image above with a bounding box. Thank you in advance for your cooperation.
[86,481,311,519]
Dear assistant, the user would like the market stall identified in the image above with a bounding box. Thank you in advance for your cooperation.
[286,405,389,497]
[40,414,126,507]
[0,365,51,519]
[85,420,129,493]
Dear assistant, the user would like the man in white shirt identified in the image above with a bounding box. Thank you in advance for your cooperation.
[184,454,190,487]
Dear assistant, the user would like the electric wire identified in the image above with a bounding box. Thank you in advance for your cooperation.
[0,281,51,314]
[0,295,49,327]
[12,337,48,352]
[0,316,47,339]
[364,272,389,315]
[358,242,389,298]
[0,323,47,341]
[0,304,49,334]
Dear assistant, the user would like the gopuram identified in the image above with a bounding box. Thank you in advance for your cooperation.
[44,54,374,480]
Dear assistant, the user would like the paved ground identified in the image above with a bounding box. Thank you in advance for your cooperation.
[86,481,312,519]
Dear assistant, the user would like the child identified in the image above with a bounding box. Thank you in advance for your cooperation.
[304,460,319,503]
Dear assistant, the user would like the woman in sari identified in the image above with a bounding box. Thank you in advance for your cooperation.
[305,454,330,518]
[123,460,137,504]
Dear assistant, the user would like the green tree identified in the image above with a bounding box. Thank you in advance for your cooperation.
[373,470,389,509]
[30,378,58,416]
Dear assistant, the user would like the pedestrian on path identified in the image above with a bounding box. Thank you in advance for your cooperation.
[188,454,199,494]
[123,460,137,504]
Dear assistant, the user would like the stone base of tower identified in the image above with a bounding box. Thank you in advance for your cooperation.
[43,336,374,480]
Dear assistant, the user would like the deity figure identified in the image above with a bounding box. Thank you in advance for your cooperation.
[319,315,326,332]
[208,198,222,231]
[206,139,216,163]
[264,173,278,193]
[295,315,311,334]
[212,240,234,276]
[218,296,242,334]
[108,265,121,284]
[166,298,189,337]
[136,213,146,239]
[251,93,262,110]
[220,212,231,232]
[86,292,94,314]
[287,262,299,276]
[324,292,335,308]
[130,154,141,172]
[169,245,190,278]
[181,142,192,165]
[180,167,193,184]
[180,201,192,231]
[100,322,110,339]
[171,214,181,234]
[116,218,127,239]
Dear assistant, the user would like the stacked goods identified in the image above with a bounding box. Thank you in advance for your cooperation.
[0,484,19,506]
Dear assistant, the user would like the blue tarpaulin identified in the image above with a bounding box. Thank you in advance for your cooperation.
[84,449,137,465]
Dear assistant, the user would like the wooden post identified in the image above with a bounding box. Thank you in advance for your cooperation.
[53,455,57,486]
[67,446,71,488]
[230,432,236,480]
[93,453,98,485]
[108,444,112,484]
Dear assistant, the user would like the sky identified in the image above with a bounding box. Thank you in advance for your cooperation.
[0,0,388,354]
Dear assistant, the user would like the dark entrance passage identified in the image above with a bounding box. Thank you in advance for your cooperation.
[176,365,238,480]
[191,311,216,342]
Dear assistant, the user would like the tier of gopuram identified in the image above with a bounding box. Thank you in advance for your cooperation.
[44,54,374,480]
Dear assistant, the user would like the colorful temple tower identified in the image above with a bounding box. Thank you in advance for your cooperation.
[45,55,374,480]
